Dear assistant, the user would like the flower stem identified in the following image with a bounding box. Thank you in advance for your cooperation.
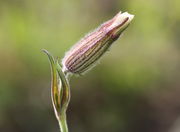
[59,112,68,132]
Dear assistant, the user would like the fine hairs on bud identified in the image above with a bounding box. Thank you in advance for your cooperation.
[62,11,134,75]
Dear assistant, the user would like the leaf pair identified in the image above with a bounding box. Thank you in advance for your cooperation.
[43,49,70,131]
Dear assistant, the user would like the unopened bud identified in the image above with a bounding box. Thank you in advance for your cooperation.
[62,12,134,74]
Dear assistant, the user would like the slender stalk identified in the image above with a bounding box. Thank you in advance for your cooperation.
[58,112,68,132]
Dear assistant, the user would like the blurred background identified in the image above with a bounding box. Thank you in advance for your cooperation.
[0,0,180,132]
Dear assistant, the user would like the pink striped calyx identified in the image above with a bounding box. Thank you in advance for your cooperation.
[62,12,134,74]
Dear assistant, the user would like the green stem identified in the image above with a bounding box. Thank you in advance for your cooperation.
[59,112,68,132]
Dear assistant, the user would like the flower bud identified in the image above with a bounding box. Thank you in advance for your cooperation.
[62,12,134,74]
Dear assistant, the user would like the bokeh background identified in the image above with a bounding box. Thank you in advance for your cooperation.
[0,0,180,132]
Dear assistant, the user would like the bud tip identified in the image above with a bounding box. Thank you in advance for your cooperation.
[110,11,134,30]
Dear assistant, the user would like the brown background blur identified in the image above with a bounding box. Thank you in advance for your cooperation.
[0,0,180,132]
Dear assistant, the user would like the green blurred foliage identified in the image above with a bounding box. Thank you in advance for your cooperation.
[0,0,180,132]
